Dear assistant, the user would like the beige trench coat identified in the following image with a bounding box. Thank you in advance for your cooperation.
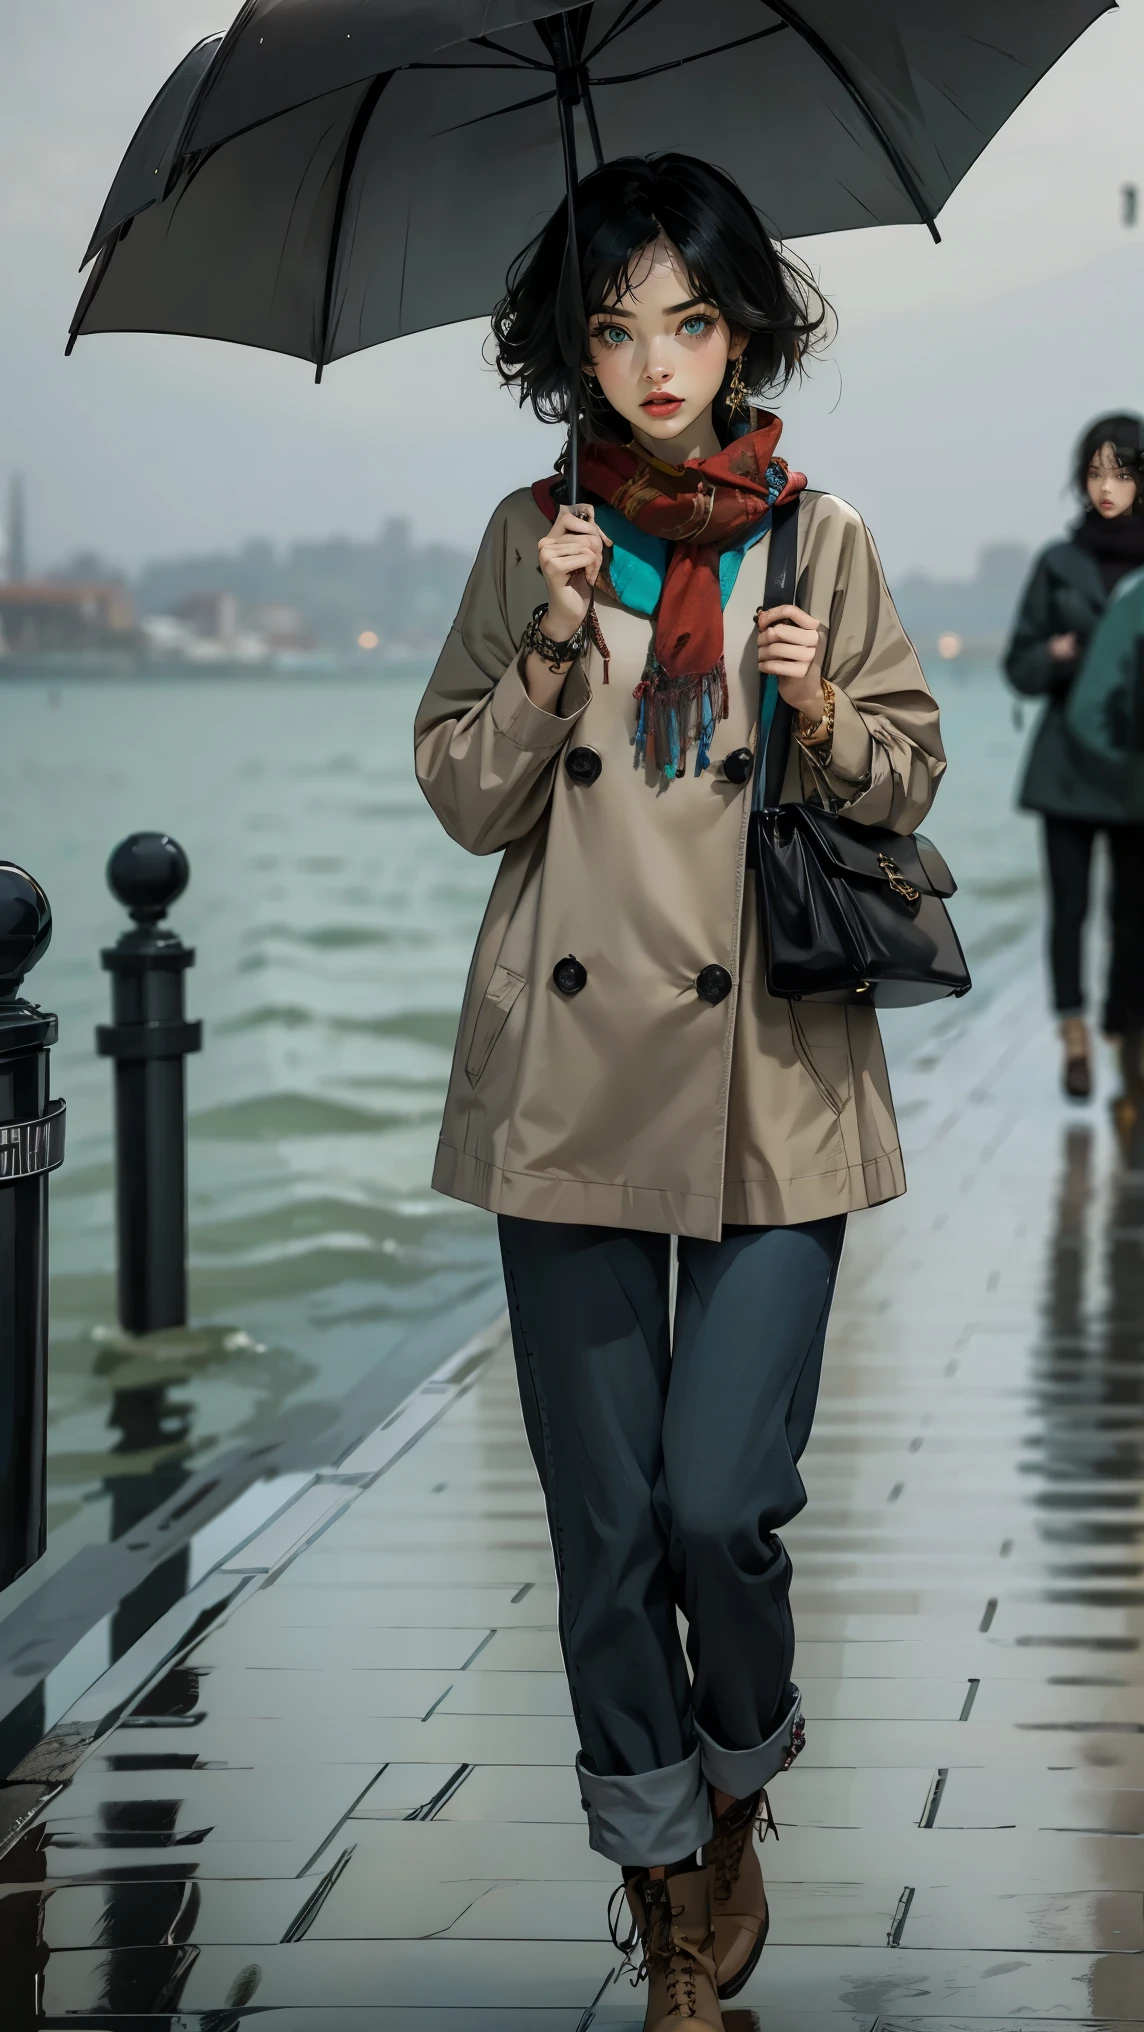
[414,485,944,1240]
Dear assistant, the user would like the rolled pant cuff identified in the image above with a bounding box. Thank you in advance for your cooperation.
[695,1686,803,1799]
[576,1747,713,1866]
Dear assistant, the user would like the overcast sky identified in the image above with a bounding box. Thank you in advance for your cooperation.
[1,0,1141,579]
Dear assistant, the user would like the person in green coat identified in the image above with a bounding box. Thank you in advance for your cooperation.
[1066,563,1144,805]
[1004,414,1144,1101]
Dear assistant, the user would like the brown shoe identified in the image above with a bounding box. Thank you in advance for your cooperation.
[613,1863,723,2031]
[1060,1016,1091,1100]
[708,1790,777,2000]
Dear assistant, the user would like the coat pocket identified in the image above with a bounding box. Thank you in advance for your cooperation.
[787,1003,851,1116]
[464,964,527,1087]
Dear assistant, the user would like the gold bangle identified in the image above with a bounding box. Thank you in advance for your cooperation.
[796,679,834,748]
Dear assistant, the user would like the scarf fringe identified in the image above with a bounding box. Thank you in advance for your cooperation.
[632,653,729,781]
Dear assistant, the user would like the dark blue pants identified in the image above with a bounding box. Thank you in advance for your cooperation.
[498,1213,845,1864]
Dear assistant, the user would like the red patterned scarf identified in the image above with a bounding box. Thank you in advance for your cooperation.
[534,413,805,778]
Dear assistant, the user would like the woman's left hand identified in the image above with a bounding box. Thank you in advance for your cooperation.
[756,603,826,722]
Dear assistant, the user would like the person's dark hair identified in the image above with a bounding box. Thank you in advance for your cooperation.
[491,153,832,446]
[1072,412,1144,511]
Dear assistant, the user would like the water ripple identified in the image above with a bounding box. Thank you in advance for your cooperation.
[189,1093,439,1140]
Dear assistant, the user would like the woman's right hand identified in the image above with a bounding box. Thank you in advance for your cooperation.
[1049,632,1078,663]
[537,505,611,643]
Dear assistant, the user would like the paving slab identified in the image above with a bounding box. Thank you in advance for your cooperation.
[4,966,1144,2022]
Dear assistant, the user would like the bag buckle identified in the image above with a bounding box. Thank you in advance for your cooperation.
[877,853,921,906]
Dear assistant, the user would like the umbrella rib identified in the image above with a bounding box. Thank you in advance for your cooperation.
[408,59,543,71]
[162,0,261,197]
[586,0,665,62]
[65,239,114,354]
[435,85,557,136]
[396,202,412,340]
[472,35,549,70]
[315,71,392,382]
[593,23,786,87]
[762,0,940,242]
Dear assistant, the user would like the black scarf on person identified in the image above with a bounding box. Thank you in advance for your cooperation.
[1072,508,1144,597]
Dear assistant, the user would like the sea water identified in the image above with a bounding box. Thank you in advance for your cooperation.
[0,658,1039,1554]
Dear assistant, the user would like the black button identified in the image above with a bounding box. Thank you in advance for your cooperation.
[553,955,587,996]
[696,964,732,1005]
[566,746,602,785]
[722,747,754,785]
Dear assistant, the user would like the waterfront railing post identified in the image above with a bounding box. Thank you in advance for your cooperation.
[0,865,65,1589]
[96,835,201,1336]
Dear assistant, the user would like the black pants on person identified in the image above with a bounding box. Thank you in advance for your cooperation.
[1043,817,1144,1033]
[498,1212,845,1866]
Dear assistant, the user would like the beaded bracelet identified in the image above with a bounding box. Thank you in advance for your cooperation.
[521,603,590,671]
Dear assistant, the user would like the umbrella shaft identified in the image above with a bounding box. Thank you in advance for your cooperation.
[556,81,581,509]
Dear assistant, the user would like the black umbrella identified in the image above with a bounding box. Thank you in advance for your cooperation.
[69,0,1112,500]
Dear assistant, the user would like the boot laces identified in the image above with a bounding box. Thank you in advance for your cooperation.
[708,1781,788,1904]
[708,1791,758,1902]
[607,1883,639,1964]
[609,1877,704,2014]
[755,1786,780,1844]
[609,1879,653,1989]
[707,1715,805,1894]
[663,1943,700,2015]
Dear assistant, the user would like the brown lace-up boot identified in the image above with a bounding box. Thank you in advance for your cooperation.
[612,1862,723,2031]
[707,1790,776,1999]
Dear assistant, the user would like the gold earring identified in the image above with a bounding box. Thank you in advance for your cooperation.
[726,356,748,417]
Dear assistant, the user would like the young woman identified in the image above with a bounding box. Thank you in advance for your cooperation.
[1005,415,1144,1103]
[415,154,943,2032]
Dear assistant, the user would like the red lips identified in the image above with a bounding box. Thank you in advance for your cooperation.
[641,394,683,416]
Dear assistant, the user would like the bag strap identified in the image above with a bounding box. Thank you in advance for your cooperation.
[753,496,802,813]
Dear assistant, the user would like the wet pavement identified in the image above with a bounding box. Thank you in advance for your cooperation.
[2,946,1143,2026]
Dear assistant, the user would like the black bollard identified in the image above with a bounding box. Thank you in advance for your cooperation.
[96,835,201,1336]
[0,865,65,1590]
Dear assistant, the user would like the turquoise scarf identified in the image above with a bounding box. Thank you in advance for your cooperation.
[594,505,775,775]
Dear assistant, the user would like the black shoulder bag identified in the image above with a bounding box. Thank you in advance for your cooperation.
[749,498,972,1008]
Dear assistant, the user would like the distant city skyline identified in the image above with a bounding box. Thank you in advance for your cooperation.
[0,0,1141,580]
[0,485,1033,662]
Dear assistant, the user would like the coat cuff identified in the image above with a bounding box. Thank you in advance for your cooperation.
[801,681,873,800]
[489,657,591,753]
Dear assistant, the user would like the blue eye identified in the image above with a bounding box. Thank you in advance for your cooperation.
[596,324,631,347]
[681,315,712,337]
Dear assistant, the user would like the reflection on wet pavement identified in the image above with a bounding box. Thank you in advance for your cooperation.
[2,969,1144,2024]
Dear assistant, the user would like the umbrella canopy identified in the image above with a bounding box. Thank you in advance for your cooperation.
[71,0,1112,381]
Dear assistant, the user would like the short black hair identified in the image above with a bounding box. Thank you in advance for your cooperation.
[491,152,832,445]
[1073,412,1144,509]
